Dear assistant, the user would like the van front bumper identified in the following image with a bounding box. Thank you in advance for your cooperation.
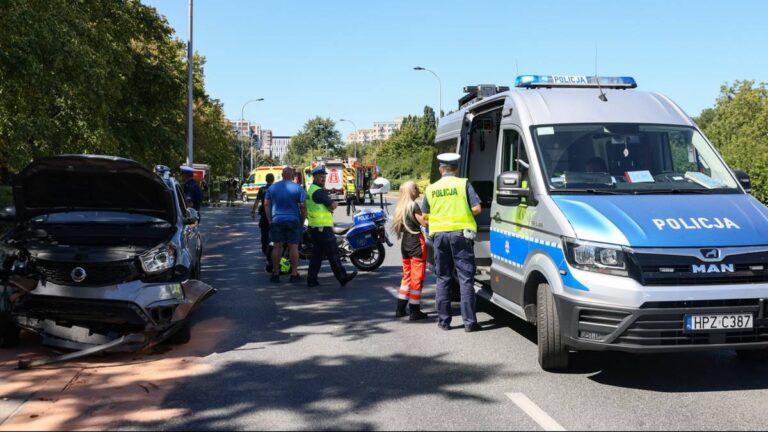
[554,295,768,353]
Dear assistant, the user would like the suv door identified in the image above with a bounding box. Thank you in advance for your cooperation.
[175,184,201,277]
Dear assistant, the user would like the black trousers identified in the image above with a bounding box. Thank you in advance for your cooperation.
[260,220,271,265]
[346,193,357,216]
[307,227,348,284]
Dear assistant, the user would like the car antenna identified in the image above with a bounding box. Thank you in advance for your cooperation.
[595,47,608,102]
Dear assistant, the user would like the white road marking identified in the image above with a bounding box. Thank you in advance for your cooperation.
[383,286,400,298]
[506,393,566,431]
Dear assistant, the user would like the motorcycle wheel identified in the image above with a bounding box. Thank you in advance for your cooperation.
[350,243,386,271]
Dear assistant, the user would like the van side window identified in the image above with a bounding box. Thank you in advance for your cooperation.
[501,129,528,172]
[430,138,458,182]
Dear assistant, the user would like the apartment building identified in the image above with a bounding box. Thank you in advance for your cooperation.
[346,117,404,144]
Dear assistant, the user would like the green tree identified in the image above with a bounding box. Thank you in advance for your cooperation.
[699,80,768,202]
[0,0,236,179]
[284,117,343,166]
[372,106,437,189]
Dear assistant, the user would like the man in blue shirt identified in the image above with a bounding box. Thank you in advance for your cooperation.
[265,166,307,283]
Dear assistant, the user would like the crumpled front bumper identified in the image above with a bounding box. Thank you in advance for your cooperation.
[11,278,215,351]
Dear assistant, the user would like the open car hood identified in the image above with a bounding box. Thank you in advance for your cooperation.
[13,155,176,222]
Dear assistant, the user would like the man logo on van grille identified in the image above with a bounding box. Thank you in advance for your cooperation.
[692,263,734,274]
[700,248,720,260]
[71,267,87,283]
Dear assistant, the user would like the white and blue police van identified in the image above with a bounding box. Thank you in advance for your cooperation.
[432,76,767,370]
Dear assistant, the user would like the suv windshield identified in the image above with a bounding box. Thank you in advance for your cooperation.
[532,124,740,194]
[32,211,170,226]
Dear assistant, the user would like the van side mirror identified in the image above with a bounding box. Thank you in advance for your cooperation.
[733,170,751,194]
[0,207,17,222]
[496,171,530,205]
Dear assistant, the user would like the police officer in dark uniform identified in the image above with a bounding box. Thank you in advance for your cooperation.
[181,166,203,214]
[306,166,357,288]
[422,153,482,332]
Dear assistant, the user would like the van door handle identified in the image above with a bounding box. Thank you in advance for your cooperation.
[492,212,502,223]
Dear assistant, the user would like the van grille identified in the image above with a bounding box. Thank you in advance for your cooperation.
[630,250,768,286]
[614,300,768,346]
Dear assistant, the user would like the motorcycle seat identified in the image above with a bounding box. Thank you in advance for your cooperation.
[333,223,354,235]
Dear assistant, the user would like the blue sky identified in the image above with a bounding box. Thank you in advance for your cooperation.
[143,0,767,138]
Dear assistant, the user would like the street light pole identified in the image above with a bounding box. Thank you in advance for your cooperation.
[413,66,442,119]
[338,119,358,159]
[240,98,264,173]
[186,0,194,166]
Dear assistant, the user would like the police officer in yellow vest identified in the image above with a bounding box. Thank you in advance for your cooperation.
[423,153,482,332]
[307,166,358,288]
[344,175,357,216]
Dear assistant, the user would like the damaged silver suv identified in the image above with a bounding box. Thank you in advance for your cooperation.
[0,155,215,366]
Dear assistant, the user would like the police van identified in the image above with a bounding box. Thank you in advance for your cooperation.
[433,76,768,370]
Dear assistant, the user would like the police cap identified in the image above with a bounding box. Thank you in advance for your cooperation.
[311,166,328,176]
[437,153,461,167]
[180,166,195,174]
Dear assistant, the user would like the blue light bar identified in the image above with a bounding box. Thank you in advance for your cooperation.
[515,75,637,89]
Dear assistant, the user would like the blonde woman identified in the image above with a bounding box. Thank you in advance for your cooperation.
[391,181,429,320]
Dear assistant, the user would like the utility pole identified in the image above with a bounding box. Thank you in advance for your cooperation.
[186,0,194,167]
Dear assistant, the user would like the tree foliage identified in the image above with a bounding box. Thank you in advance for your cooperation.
[0,0,236,181]
[698,80,768,202]
[369,106,437,189]
[284,116,343,166]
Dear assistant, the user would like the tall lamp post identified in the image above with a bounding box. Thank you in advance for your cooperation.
[240,98,264,175]
[338,119,358,159]
[413,66,442,119]
[186,0,194,167]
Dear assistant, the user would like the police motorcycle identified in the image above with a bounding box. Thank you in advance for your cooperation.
[274,208,392,274]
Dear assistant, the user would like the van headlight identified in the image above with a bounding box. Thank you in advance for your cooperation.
[563,238,629,277]
[140,244,176,274]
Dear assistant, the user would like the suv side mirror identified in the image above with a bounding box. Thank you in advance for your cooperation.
[0,207,17,222]
[184,208,200,225]
[496,171,530,205]
[733,170,751,194]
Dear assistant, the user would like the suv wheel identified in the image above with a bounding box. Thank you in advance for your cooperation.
[536,282,569,371]
[0,313,20,349]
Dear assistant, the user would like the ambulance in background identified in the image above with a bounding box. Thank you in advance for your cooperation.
[432,76,767,371]
[241,166,283,202]
[311,158,345,200]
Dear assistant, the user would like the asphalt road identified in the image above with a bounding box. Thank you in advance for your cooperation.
[96,202,768,430]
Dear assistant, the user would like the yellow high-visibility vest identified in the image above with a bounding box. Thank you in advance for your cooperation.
[307,184,333,227]
[425,176,477,235]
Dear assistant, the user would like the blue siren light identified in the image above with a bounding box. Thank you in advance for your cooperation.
[515,75,637,89]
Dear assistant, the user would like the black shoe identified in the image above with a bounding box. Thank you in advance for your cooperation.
[307,280,320,288]
[438,323,450,331]
[270,274,280,283]
[290,274,302,283]
[340,270,358,287]
[395,299,408,319]
[409,304,429,321]
[265,264,273,273]
[464,323,482,333]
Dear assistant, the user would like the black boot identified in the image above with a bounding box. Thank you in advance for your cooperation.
[395,299,408,319]
[409,304,428,321]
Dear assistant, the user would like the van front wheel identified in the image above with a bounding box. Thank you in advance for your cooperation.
[536,283,569,371]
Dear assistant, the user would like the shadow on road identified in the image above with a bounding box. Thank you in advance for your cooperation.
[120,353,519,430]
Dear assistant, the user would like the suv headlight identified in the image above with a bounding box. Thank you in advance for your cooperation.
[563,237,629,277]
[140,243,176,274]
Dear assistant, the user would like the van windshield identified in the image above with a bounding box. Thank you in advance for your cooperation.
[532,124,740,194]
